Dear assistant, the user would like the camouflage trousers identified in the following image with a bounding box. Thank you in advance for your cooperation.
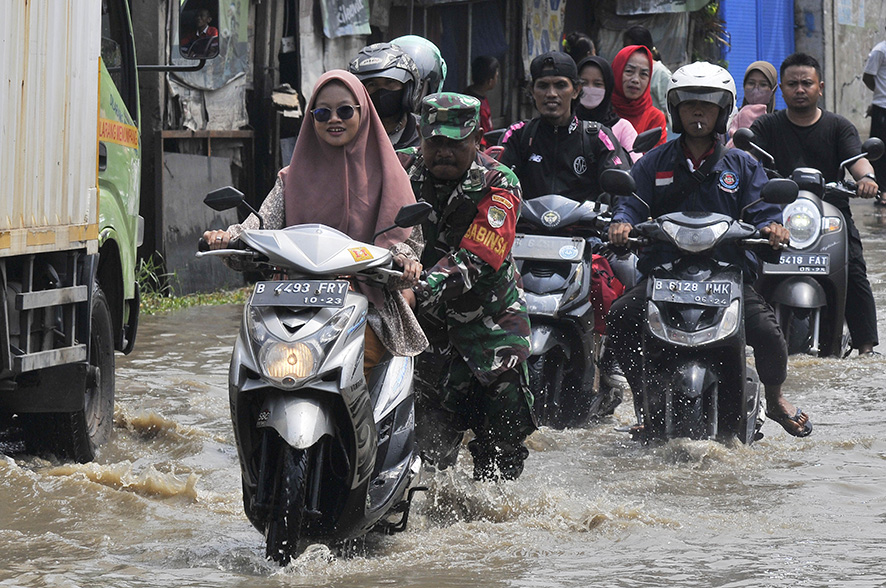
[414,341,536,480]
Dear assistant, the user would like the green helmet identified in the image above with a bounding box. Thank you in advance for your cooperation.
[419,93,480,141]
[391,35,447,99]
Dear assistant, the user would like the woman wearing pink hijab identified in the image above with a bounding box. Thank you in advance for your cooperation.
[204,69,427,362]
[726,60,778,148]
[611,45,668,147]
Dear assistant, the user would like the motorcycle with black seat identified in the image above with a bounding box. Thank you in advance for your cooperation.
[511,195,611,427]
[732,128,885,357]
[600,168,798,444]
[197,187,431,564]
[510,128,661,428]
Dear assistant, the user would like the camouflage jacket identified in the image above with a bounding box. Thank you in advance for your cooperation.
[398,148,531,385]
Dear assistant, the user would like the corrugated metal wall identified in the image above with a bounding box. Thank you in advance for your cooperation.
[0,0,99,243]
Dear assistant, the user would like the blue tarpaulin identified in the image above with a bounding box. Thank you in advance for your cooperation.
[721,0,795,110]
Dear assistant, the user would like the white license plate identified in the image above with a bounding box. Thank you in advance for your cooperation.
[512,234,584,261]
[250,280,348,307]
[764,252,830,274]
[651,278,732,307]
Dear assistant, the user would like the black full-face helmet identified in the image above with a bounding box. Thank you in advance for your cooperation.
[348,42,422,113]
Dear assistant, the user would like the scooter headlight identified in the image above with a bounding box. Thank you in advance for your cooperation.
[246,305,355,386]
[261,342,316,382]
[646,299,740,346]
[783,199,821,250]
[561,263,584,306]
[661,220,729,253]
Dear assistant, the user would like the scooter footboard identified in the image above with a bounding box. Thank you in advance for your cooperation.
[257,394,335,449]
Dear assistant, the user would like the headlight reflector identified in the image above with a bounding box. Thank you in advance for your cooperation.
[662,220,729,253]
[261,342,315,381]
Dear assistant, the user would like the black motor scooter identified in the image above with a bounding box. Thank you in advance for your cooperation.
[733,128,885,356]
[600,169,798,443]
[511,129,661,428]
[512,195,610,427]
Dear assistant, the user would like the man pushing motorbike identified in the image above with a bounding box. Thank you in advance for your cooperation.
[607,62,812,438]
[398,93,536,480]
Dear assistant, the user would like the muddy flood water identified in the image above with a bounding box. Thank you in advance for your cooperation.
[3,202,886,587]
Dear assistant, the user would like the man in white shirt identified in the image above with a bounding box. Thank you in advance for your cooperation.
[863,26,886,191]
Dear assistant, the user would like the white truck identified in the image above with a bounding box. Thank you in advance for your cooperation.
[0,0,217,462]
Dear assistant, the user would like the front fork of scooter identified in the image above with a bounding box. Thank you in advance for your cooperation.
[252,429,324,522]
[252,429,277,520]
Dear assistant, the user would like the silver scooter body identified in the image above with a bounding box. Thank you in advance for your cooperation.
[202,224,422,563]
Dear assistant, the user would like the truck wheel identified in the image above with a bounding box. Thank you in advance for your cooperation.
[28,285,115,462]
[78,285,116,458]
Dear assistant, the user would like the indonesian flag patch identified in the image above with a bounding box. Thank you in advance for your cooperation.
[655,171,674,186]
[459,187,519,271]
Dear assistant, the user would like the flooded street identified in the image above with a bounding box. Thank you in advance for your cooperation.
[3,202,886,587]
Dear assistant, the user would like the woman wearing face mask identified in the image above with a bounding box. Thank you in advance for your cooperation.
[611,45,668,147]
[726,61,777,148]
[203,70,428,369]
[576,55,640,161]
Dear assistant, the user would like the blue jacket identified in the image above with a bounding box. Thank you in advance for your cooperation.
[612,139,782,279]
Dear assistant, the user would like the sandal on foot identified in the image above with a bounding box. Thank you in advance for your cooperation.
[765,408,813,438]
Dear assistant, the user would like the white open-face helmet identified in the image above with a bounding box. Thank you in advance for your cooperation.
[667,61,737,134]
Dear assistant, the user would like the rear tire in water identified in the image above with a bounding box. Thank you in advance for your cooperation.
[777,304,813,355]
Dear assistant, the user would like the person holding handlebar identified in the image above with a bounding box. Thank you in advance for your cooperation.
[750,52,881,358]
[607,62,812,437]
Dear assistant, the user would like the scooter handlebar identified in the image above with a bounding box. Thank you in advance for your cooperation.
[825,180,882,199]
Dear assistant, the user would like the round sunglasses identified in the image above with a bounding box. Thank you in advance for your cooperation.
[310,104,360,123]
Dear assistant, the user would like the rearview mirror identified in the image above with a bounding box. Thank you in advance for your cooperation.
[180,1,221,60]
[862,137,885,162]
[372,202,433,243]
[761,178,798,205]
[600,169,636,197]
[731,128,754,152]
[632,127,662,154]
[394,202,433,228]
[204,186,245,211]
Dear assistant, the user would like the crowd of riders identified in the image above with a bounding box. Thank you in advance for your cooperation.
[206,24,886,482]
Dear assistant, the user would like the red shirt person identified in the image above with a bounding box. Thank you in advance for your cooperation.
[182,9,219,52]
[611,45,668,146]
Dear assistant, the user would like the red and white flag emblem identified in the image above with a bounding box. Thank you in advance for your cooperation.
[655,171,674,186]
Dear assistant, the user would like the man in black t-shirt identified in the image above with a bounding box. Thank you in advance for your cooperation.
[750,52,881,357]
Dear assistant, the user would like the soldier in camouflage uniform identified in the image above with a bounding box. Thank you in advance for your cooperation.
[398,93,535,481]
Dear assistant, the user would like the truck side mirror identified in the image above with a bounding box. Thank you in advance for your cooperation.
[180,1,221,60]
